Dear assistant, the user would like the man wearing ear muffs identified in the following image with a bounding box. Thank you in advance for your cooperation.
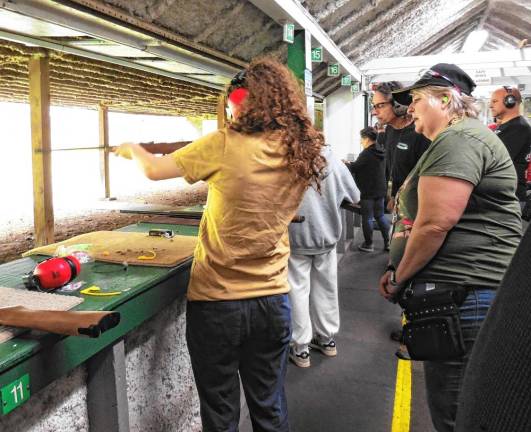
[489,86,531,212]
[370,82,431,344]
[371,82,431,220]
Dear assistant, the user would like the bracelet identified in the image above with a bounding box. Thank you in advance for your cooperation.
[389,271,399,287]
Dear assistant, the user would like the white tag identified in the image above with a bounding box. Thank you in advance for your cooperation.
[425,283,436,291]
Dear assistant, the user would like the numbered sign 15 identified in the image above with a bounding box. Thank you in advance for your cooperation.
[1,374,30,415]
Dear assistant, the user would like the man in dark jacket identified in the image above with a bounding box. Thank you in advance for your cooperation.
[347,127,390,252]
[371,82,431,211]
[490,86,531,209]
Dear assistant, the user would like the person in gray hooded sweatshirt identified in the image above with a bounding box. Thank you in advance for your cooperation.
[288,145,360,367]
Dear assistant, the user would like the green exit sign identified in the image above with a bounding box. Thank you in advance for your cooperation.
[327,63,340,77]
[283,23,295,44]
[1,374,30,415]
[351,82,360,93]
[341,75,352,86]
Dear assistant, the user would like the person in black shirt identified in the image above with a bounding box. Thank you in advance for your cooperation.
[490,86,531,208]
[371,81,431,343]
[371,82,431,211]
[347,127,390,252]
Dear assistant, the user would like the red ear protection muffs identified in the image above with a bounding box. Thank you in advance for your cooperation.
[23,255,81,291]
[228,88,249,106]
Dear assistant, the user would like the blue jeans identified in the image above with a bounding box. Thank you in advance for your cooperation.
[423,289,495,432]
[186,294,291,432]
[360,198,390,245]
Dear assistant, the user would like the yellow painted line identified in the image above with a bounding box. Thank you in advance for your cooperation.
[391,358,412,432]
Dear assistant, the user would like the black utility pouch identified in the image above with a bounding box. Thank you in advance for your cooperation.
[399,283,467,361]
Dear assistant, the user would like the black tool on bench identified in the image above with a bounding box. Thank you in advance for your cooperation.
[148,229,175,238]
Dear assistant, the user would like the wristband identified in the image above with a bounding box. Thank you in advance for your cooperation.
[389,271,399,287]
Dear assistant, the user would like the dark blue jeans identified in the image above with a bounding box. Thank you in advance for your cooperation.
[360,198,390,245]
[186,294,291,432]
[423,289,495,432]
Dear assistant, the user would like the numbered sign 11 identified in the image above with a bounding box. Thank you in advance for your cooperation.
[1,374,30,415]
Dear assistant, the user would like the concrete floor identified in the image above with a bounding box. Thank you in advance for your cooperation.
[241,232,436,432]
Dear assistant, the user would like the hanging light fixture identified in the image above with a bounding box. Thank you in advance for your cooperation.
[462,29,489,53]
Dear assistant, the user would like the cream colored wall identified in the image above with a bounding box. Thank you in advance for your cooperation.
[323,87,365,161]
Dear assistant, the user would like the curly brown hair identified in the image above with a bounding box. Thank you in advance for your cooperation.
[228,57,326,189]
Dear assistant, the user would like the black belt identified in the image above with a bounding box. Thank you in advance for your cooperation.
[410,281,496,292]
[399,281,468,311]
[410,281,461,291]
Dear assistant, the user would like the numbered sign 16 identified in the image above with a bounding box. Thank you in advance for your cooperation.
[327,63,340,77]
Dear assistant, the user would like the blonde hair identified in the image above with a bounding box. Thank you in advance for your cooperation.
[412,86,480,119]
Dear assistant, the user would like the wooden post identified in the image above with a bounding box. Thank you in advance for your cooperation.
[29,54,54,246]
[217,94,227,129]
[98,104,111,199]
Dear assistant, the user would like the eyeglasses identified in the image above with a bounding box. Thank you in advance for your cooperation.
[371,101,391,111]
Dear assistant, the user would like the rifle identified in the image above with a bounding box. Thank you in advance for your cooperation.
[0,306,120,338]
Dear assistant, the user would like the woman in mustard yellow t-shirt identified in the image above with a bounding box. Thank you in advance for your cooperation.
[115,58,325,432]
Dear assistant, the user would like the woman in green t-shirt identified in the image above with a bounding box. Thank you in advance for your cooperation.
[379,63,522,432]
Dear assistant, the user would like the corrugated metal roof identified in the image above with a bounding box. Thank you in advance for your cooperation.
[64,0,529,96]
[1,0,529,105]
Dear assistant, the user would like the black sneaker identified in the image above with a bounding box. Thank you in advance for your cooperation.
[383,240,390,251]
[309,338,337,357]
[358,243,374,253]
[289,346,310,368]
[395,345,411,361]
